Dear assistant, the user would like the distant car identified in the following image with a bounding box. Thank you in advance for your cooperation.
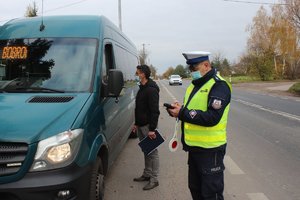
[169,75,182,85]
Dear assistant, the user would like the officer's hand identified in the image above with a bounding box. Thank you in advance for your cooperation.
[166,108,173,117]
[168,103,181,118]
[173,101,181,107]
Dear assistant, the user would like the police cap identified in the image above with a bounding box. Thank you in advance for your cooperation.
[182,51,211,65]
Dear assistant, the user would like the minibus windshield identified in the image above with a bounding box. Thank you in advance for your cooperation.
[0,38,97,93]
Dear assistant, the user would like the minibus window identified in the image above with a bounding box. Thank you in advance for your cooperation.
[104,44,114,70]
[0,38,97,93]
[102,44,115,84]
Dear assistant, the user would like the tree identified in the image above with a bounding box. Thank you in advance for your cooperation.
[255,50,275,81]
[284,0,300,32]
[221,59,231,76]
[269,4,300,79]
[282,1,300,79]
[211,52,232,76]
[162,67,174,79]
[235,53,254,75]
[244,4,300,80]
[246,6,274,80]
[173,64,188,78]
[149,64,158,79]
[185,65,191,77]
[211,52,223,72]
[25,1,38,17]
[247,7,272,53]
[138,44,150,65]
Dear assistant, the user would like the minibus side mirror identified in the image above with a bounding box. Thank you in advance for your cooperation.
[102,69,124,98]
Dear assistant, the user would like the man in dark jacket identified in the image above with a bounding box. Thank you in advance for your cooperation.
[132,64,160,190]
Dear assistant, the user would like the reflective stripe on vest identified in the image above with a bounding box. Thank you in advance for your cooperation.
[183,75,231,148]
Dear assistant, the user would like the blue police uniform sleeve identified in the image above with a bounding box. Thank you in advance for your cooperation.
[178,81,231,127]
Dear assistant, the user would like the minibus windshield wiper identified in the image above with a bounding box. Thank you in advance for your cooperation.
[15,87,65,93]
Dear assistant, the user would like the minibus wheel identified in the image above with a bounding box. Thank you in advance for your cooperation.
[90,157,105,200]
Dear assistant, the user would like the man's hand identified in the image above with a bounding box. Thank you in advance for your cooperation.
[148,131,156,139]
[132,125,137,133]
[168,102,181,118]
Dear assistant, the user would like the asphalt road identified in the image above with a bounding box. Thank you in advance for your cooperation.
[104,79,300,200]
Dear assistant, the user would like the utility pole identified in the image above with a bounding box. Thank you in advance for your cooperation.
[141,43,150,65]
[142,43,146,57]
[118,0,122,31]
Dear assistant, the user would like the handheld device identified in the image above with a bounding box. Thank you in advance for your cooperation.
[163,103,174,109]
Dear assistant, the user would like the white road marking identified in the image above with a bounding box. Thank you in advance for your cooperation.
[280,97,289,100]
[233,99,300,122]
[250,91,299,101]
[224,156,245,175]
[247,193,270,200]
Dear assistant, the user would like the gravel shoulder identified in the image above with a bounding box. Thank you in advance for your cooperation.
[233,81,299,97]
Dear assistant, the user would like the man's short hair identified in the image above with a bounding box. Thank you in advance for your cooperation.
[137,65,151,79]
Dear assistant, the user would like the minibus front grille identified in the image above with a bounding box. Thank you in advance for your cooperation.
[0,143,28,177]
[28,96,74,103]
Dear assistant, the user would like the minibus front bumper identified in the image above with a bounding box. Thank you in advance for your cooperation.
[0,163,92,200]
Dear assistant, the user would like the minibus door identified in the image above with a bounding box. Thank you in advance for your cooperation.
[100,42,121,158]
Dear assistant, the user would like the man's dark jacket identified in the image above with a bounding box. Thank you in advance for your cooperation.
[135,78,160,131]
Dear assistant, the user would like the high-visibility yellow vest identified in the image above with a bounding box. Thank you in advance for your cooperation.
[183,75,231,148]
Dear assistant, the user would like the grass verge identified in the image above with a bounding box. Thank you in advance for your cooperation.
[223,76,260,84]
[288,82,300,96]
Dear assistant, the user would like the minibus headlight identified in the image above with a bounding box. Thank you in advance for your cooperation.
[30,129,83,172]
[47,143,71,163]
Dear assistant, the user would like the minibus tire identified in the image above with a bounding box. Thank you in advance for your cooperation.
[90,157,105,200]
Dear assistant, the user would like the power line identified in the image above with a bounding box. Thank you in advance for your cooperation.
[43,0,89,13]
[223,0,287,5]
[0,0,89,23]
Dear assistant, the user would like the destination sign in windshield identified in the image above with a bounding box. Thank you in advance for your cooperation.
[1,46,28,59]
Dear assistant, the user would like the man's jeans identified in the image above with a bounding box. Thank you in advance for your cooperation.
[138,125,159,182]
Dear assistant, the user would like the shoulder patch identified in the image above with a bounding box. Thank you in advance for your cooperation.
[212,99,222,109]
[189,110,197,119]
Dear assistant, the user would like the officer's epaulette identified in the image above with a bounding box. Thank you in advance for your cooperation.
[213,75,222,82]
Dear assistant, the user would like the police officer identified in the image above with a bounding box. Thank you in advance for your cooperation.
[167,51,231,200]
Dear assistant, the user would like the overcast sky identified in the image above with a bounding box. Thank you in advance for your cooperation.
[0,0,279,74]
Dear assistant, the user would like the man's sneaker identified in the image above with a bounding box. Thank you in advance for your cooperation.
[143,181,159,190]
[133,175,150,182]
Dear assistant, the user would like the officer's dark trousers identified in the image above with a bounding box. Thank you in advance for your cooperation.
[188,148,226,200]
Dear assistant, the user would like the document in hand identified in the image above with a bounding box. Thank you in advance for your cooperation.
[138,130,164,155]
